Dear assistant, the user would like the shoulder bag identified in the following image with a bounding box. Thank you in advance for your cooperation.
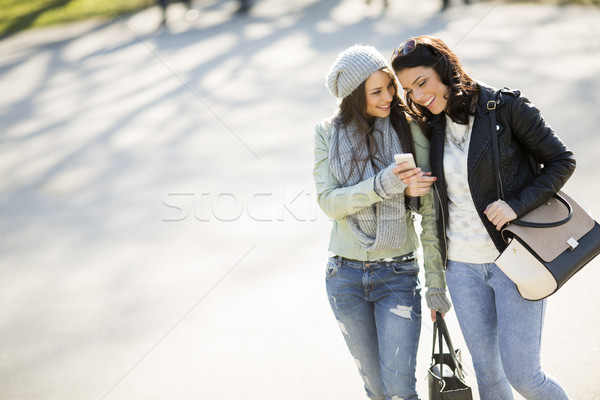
[488,90,600,300]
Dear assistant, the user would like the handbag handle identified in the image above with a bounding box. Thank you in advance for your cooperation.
[432,312,465,380]
[487,90,573,229]
[510,193,573,228]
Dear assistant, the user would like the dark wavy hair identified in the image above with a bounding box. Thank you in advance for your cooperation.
[390,36,479,125]
[333,66,416,185]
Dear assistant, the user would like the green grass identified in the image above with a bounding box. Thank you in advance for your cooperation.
[0,0,155,37]
[1,0,598,37]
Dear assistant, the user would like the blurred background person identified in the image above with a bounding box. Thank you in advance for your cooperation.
[441,0,471,11]
[158,0,192,26]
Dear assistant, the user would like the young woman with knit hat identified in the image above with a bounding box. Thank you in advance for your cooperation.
[313,45,450,400]
[391,36,575,400]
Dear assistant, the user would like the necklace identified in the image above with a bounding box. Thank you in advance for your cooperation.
[445,115,473,151]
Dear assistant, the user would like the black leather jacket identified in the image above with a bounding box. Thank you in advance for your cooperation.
[430,84,576,267]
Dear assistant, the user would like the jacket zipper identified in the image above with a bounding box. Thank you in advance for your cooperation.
[434,182,449,269]
[496,146,506,199]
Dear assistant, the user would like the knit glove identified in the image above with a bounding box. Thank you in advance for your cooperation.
[425,287,452,314]
[374,164,408,199]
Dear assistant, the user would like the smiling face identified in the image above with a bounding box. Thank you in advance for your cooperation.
[396,66,450,115]
[364,69,396,119]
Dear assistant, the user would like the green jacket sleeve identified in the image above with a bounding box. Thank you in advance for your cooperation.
[313,120,383,220]
[412,123,446,289]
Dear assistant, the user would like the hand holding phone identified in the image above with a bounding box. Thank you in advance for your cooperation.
[393,153,437,197]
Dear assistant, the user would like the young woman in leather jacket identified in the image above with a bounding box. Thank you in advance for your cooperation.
[391,36,575,400]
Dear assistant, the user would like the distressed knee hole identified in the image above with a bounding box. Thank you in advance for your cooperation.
[329,295,338,309]
[337,320,349,335]
[390,305,412,319]
[353,359,376,392]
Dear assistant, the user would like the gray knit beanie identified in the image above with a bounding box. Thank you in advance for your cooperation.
[326,45,389,99]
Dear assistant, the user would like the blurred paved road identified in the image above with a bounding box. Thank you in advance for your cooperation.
[1,0,599,399]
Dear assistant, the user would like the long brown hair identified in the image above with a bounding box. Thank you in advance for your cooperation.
[333,66,416,185]
[391,36,479,125]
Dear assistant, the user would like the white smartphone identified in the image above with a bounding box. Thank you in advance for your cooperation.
[394,153,416,172]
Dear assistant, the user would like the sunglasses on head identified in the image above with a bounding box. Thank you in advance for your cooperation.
[390,38,424,63]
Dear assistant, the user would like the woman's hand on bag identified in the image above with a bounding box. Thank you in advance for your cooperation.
[430,309,445,322]
[426,288,451,322]
[484,200,517,230]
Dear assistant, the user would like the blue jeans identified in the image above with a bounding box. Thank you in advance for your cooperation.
[446,260,569,400]
[325,256,422,400]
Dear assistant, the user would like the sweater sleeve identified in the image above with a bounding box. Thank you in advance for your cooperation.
[313,121,384,220]
[505,95,576,217]
[411,123,446,289]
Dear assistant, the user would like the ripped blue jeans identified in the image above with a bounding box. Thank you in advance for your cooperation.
[325,256,422,400]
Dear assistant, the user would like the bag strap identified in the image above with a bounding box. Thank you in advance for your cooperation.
[488,89,503,200]
[433,312,466,380]
[487,90,573,229]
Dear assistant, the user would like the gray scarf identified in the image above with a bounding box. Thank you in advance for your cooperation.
[329,117,407,252]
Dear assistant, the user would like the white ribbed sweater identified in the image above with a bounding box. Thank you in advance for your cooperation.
[444,115,499,264]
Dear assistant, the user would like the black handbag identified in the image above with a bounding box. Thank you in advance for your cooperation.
[488,89,600,300]
[428,313,473,400]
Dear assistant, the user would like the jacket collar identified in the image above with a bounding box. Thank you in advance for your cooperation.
[430,82,505,179]
[475,82,502,116]
[468,83,511,178]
